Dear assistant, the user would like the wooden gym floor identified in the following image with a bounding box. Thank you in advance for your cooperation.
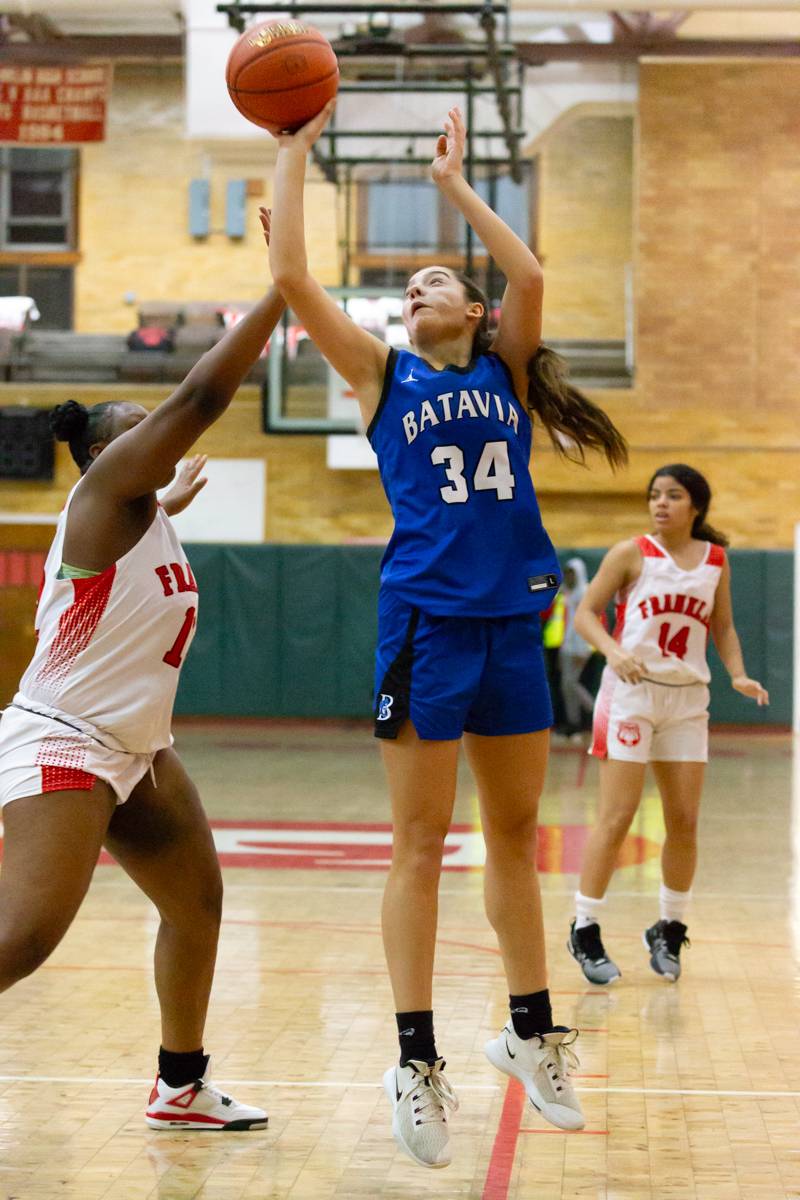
[0,720,797,1200]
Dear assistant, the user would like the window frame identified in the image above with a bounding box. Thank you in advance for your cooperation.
[0,148,77,253]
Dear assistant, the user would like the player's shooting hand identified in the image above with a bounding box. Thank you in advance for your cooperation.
[161,454,208,517]
[732,675,769,706]
[270,99,335,150]
[431,107,466,185]
[607,645,647,685]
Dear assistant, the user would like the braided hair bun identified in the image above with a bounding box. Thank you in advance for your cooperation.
[50,399,89,441]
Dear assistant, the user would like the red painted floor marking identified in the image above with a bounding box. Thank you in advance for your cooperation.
[482,1078,526,1200]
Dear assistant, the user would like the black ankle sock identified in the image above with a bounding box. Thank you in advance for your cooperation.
[396,1010,438,1066]
[158,1047,209,1088]
[509,989,554,1039]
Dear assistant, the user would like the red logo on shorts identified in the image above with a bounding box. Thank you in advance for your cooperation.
[617,721,641,747]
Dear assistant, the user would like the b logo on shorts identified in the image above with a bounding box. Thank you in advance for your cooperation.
[617,721,641,747]
[377,694,394,721]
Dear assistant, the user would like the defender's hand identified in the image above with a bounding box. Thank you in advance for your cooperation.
[161,454,208,516]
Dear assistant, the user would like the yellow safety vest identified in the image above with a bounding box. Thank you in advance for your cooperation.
[542,591,565,649]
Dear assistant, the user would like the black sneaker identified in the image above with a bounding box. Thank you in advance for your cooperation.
[643,920,690,981]
[567,920,621,985]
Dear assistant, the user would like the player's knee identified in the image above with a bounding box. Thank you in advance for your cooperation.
[483,810,539,857]
[666,810,699,841]
[603,805,638,844]
[393,824,447,881]
[0,925,60,987]
[181,863,223,931]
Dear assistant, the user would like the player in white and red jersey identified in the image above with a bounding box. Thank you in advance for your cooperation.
[565,465,768,986]
[0,230,284,1131]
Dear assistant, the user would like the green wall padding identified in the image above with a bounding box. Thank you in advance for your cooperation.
[175,545,792,725]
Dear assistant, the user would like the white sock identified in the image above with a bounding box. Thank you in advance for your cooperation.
[660,883,691,924]
[574,891,606,930]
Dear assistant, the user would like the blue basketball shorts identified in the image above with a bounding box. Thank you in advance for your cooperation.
[373,590,553,741]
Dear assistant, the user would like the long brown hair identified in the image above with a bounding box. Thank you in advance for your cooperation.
[453,272,628,471]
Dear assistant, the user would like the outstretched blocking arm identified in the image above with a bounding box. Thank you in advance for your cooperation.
[574,541,647,684]
[268,103,389,426]
[88,285,285,502]
[432,107,542,386]
[709,557,769,705]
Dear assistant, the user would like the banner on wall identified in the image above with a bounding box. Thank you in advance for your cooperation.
[0,64,112,144]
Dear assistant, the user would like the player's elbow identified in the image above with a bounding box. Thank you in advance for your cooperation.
[270,261,309,296]
[510,258,543,292]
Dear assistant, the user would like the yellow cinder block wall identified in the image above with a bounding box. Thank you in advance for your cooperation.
[77,63,340,333]
[538,109,634,341]
[2,60,799,548]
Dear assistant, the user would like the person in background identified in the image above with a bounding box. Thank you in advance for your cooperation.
[567,465,768,986]
[540,591,566,734]
[559,557,593,737]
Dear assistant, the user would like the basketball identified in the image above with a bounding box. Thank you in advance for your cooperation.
[226,20,339,132]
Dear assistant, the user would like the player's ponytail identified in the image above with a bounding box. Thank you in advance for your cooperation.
[526,346,628,471]
[455,273,626,469]
[648,464,728,547]
[50,399,118,473]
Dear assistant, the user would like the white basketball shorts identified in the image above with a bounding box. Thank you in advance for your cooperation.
[590,669,710,764]
[0,704,156,809]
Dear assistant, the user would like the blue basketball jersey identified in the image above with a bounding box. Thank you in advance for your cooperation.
[367,348,561,616]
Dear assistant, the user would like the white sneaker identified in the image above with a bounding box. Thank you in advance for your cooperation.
[145,1061,268,1131]
[382,1058,458,1168]
[484,1025,585,1131]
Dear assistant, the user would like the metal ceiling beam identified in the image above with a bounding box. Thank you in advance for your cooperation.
[321,129,524,137]
[516,38,800,63]
[217,3,507,15]
[338,81,520,93]
[334,42,515,57]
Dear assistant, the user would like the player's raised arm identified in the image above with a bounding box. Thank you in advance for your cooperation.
[85,279,284,503]
[431,107,542,382]
[267,102,390,425]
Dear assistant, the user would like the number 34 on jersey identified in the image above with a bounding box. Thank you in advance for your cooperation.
[431,440,516,504]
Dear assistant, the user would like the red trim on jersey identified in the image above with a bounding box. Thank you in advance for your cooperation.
[706,543,725,567]
[637,535,665,558]
[40,764,97,793]
[34,565,116,689]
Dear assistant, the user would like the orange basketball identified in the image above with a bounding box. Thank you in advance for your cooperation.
[226,20,339,133]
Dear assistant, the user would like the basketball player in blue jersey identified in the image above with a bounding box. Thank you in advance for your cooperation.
[267,103,627,1169]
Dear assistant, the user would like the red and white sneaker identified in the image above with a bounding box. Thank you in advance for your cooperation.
[145,1063,268,1131]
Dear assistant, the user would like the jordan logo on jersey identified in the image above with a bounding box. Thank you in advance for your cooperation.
[636,592,709,627]
[401,370,418,384]
[154,561,198,597]
[376,694,394,721]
